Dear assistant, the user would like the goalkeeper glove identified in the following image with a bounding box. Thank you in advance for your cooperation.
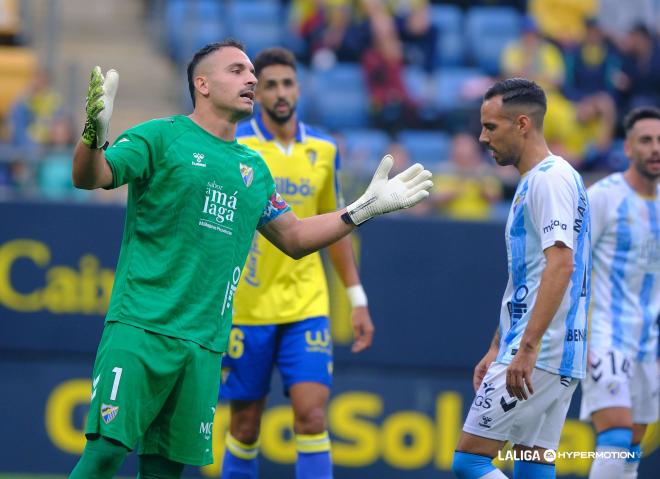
[81,66,119,149]
[345,154,433,225]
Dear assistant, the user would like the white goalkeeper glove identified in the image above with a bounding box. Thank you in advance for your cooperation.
[81,66,119,149]
[345,154,433,225]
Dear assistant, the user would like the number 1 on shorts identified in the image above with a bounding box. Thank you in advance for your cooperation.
[110,367,123,400]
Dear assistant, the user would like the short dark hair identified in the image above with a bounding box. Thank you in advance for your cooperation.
[253,47,297,78]
[187,38,246,107]
[484,78,547,128]
[623,106,660,136]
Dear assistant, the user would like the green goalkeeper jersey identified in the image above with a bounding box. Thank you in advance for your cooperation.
[103,115,290,352]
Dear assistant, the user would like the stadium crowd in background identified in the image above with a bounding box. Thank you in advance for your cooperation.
[0,0,659,219]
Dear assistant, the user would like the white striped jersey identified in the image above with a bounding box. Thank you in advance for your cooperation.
[496,155,591,379]
[588,173,660,362]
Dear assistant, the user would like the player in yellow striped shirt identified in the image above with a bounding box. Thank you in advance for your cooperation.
[219,47,374,479]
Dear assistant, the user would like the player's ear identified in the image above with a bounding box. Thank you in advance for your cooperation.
[516,114,532,135]
[623,136,633,159]
[195,75,209,97]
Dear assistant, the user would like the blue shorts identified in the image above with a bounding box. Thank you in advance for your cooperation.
[220,316,333,401]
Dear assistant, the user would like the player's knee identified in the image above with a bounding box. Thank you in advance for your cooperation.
[596,427,633,449]
[632,425,647,444]
[78,436,129,473]
[452,451,496,479]
[294,406,326,435]
[230,421,261,445]
[139,454,184,479]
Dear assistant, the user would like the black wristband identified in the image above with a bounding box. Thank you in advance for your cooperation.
[101,141,109,150]
[341,211,356,226]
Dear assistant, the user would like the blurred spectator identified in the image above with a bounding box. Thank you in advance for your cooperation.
[37,115,88,200]
[464,0,527,11]
[361,3,418,133]
[388,139,414,175]
[0,114,9,143]
[386,140,429,215]
[563,18,621,101]
[500,16,565,92]
[390,0,438,73]
[500,16,616,170]
[293,0,370,66]
[429,133,503,220]
[8,69,63,147]
[613,24,660,113]
[544,92,617,170]
[528,0,598,47]
[0,0,20,44]
[597,0,658,50]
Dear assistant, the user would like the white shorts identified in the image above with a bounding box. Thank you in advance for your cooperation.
[463,362,578,450]
[579,348,659,424]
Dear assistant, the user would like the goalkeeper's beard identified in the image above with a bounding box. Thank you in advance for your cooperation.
[264,102,297,124]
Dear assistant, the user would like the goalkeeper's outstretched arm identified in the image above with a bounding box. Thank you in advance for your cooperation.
[260,154,433,259]
[72,66,118,190]
[73,140,113,189]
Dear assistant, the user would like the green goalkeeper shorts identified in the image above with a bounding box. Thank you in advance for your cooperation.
[85,320,222,466]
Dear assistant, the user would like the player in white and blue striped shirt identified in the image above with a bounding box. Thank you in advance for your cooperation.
[580,106,660,479]
[453,78,592,479]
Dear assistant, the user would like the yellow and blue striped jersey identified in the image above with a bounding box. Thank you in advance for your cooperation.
[232,115,344,325]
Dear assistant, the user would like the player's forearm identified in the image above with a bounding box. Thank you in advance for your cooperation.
[72,140,112,189]
[327,235,360,287]
[520,256,573,351]
[276,210,355,260]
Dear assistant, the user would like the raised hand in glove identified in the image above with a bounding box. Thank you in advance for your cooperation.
[81,66,119,149]
[346,155,433,225]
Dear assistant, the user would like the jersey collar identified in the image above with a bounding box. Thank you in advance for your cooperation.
[252,113,305,144]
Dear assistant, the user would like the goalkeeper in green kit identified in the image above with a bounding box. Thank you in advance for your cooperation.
[69,39,432,478]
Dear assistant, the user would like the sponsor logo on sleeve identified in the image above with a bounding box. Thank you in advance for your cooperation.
[270,192,287,210]
[543,219,567,234]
